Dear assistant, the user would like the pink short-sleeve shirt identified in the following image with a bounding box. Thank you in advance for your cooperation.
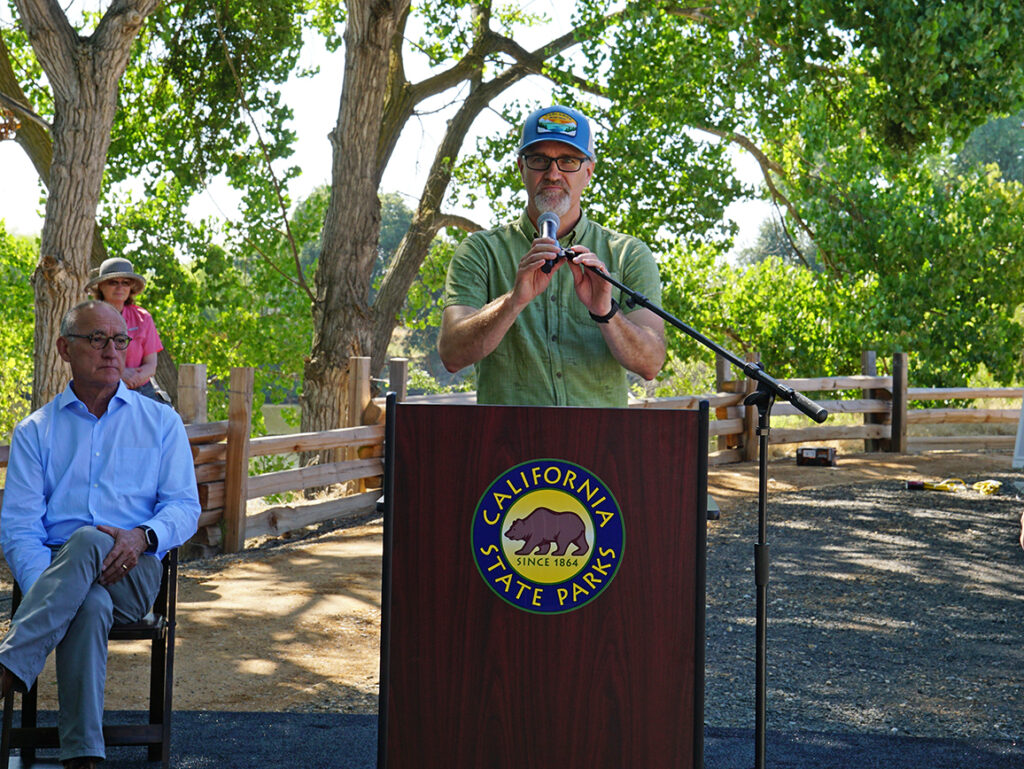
[121,304,163,369]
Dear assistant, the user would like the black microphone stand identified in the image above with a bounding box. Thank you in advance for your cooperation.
[575,260,829,769]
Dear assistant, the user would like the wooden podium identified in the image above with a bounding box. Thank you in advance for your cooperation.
[378,399,708,768]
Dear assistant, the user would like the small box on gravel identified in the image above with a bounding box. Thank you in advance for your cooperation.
[796,447,837,466]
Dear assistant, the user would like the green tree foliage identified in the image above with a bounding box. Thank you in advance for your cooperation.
[0,224,35,437]
[735,0,1024,152]
[659,248,869,387]
[107,0,306,194]
[598,0,1024,389]
[797,162,1024,387]
[737,217,819,269]
[955,111,1024,184]
[100,183,314,423]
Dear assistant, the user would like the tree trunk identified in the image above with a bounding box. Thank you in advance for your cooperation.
[16,0,158,408]
[302,3,588,435]
[5,29,179,401]
[368,72,528,371]
[301,0,410,441]
[31,100,115,404]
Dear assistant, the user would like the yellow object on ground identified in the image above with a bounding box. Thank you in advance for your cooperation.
[971,480,1003,495]
[905,478,1003,494]
[921,478,966,492]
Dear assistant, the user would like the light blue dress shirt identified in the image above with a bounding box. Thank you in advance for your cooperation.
[1,381,200,590]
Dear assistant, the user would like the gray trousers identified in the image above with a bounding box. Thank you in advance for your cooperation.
[0,526,161,761]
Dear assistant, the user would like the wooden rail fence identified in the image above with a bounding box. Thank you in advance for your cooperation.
[393,352,1022,464]
[2,352,1020,555]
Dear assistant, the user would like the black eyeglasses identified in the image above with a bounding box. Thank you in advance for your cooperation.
[521,154,588,172]
[66,332,133,351]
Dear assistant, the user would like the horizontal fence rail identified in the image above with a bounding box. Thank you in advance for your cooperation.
[3,354,1021,555]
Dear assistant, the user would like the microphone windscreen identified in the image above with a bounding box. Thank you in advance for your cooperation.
[537,211,560,240]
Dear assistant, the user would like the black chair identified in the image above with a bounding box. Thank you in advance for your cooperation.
[1,549,178,768]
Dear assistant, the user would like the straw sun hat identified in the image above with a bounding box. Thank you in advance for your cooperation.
[85,257,146,296]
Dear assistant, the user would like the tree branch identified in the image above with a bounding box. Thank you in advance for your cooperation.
[0,91,50,132]
[664,5,722,24]
[695,122,819,253]
[12,0,77,83]
[15,0,159,103]
[410,10,622,106]
[434,213,484,233]
[91,0,159,56]
[213,9,315,302]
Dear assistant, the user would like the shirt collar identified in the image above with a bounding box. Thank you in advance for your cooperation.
[518,210,591,245]
[58,380,132,415]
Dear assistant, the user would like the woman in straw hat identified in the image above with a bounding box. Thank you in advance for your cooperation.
[86,257,165,402]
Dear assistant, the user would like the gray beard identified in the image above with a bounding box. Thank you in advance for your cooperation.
[535,189,570,218]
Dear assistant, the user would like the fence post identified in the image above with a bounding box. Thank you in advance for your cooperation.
[890,352,908,453]
[861,351,881,452]
[715,355,733,451]
[389,357,409,402]
[742,351,761,462]
[347,357,372,428]
[222,366,254,553]
[177,364,207,424]
[348,357,373,491]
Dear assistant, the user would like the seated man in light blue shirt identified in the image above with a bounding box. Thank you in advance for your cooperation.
[0,300,201,769]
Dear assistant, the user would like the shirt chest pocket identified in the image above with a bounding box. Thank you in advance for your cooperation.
[113,447,159,495]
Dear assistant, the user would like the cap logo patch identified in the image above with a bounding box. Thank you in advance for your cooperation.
[536,111,578,137]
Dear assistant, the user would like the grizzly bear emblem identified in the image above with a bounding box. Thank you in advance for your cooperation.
[504,507,589,556]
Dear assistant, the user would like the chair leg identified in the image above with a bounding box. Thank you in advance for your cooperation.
[160,624,175,769]
[21,684,37,767]
[1,684,38,769]
[147,635,166,764]
[1,689,13,769]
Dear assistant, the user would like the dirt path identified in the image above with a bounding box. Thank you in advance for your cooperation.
[16,450,1019,713]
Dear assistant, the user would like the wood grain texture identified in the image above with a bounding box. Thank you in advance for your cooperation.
[381,404,706,769]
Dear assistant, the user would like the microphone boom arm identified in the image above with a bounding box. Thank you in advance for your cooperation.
[581,264,828,424]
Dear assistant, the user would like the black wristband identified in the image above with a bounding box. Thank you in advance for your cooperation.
[589,298,619,324]
[138,525,158,553]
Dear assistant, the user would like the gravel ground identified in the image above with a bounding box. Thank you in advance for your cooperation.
[704,472,1024,740]
[3,459,1020,743]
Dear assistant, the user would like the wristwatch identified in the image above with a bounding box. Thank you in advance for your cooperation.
[589,298,620,324]
[138,526,158,553]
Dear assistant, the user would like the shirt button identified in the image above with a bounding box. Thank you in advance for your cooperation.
[551,335,557,342]
[555,372,563,378]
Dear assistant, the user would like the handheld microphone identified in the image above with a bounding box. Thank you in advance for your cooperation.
[538,211,559,241]
[538,212,562,273]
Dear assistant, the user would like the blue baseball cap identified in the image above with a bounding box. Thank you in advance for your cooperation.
[518,105,595,160]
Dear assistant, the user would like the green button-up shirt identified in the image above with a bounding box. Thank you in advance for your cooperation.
[443,211,662,407]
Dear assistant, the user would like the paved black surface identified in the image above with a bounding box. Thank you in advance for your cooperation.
[5,712,1022,768]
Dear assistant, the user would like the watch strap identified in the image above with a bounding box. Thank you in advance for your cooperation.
[589,298,620,324]
[139,525,158,553]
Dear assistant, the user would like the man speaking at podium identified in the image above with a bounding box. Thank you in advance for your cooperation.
[438,105,666,406]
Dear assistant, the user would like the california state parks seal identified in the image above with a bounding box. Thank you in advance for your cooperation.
[471,459,624,614]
